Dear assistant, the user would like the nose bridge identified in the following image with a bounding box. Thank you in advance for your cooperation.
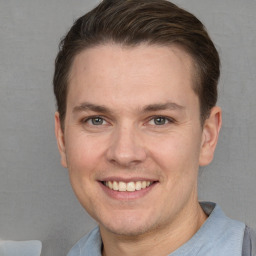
[106,122,146,166]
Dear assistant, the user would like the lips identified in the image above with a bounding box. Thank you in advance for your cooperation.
[99,178,158,200]
[103,180,153,192]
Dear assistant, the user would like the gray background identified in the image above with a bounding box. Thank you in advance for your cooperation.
[0,0,255,255]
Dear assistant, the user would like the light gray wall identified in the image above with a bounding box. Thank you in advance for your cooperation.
[0,0,255,255]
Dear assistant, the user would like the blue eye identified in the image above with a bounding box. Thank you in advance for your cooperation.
[148,116,170,126]
[88,117,105,125]
[153,117,168,125]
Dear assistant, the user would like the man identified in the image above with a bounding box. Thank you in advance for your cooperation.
[53,0,256,255]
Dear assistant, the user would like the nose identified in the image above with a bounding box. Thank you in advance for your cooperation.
[106,125,147,167]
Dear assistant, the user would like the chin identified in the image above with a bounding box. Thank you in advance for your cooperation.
[99,214,161,237]
[102,223,151,237]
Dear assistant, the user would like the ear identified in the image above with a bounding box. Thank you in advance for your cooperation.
[55,112,68,168]
[199,106,222,166]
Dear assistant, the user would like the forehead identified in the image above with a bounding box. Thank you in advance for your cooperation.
[67,43,198,111]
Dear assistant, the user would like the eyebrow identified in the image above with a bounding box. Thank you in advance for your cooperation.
[72,101,185,114]
[73,103,111,115]
[142,102,185,112]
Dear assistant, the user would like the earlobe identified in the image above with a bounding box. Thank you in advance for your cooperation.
[54,112,68,168]
[199,106,222,166]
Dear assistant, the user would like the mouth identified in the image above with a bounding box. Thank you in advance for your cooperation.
[101,180,155,192]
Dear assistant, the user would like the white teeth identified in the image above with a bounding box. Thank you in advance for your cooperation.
[135,181,142,190]
[113,181,118,191]
[127,182,136,192]
[119,182,126,192]
[104,180,153,192]
[108,181,113,189]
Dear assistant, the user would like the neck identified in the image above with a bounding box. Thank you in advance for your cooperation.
[101,201,207,256]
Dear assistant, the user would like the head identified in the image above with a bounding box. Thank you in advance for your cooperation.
[53,0,220,130]
[53,0,222,243]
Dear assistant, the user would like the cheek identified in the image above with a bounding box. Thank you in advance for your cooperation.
[64,134,104,208]
[148,131,202,176]
[64,136,101,186]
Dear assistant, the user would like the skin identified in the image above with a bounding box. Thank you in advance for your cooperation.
[55,44,222,256]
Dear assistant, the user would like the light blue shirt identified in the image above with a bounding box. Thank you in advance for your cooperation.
[67,202,245,256]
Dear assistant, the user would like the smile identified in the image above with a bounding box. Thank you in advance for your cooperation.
[103,181,154,192]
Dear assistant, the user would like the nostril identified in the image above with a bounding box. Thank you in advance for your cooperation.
[105,128,147,166]
[106,145,147,165]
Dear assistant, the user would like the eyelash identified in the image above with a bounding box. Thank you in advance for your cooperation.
[147,116,176,126]
[81,115,175,127]
[82,116,108,126]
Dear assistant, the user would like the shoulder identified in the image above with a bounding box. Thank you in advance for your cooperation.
[67,227,102,256]
[242,226,256,256]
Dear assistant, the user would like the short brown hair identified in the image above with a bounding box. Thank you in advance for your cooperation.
[53,0,220,128]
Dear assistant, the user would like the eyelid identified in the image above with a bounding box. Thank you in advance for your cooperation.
[146,115,176,125]
[80,115,176,126]
[81,115,110,125]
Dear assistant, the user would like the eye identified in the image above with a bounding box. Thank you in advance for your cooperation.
[148,116,173,126]
[86,117,106,125]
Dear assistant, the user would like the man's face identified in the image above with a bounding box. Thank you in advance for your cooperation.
[55,44,220,236]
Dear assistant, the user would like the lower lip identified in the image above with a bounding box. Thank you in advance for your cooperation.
[99,182,157,200]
